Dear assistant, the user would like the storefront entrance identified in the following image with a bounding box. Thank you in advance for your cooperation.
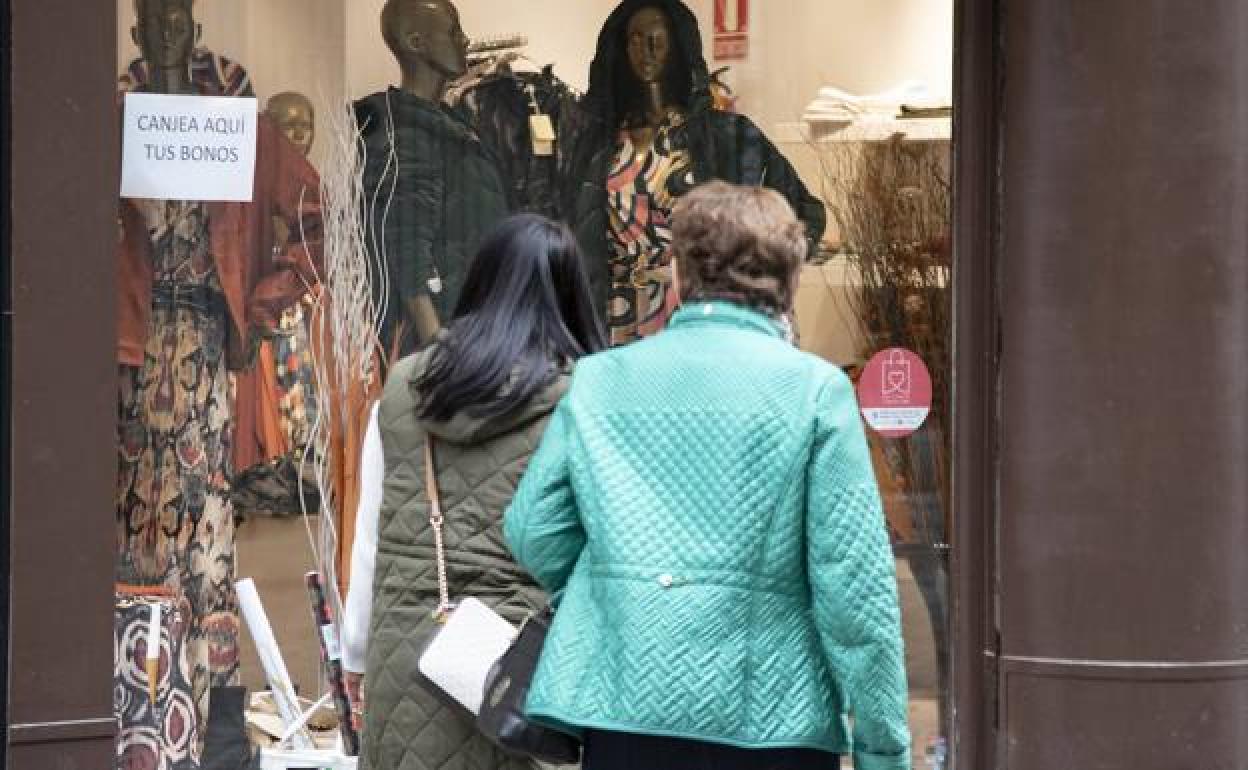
[9,1,1248,769]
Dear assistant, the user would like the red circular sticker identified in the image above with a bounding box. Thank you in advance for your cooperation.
[857,348,932,438]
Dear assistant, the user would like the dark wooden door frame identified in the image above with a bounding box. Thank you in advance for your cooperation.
[1,0,13,761]
[951,0,1002,766]
[6,0,119,766]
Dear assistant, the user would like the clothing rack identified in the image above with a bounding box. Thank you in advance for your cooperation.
[467,34,528,56]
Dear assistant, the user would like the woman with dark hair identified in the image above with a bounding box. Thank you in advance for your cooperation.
[341,213,605,770]
[506,182,910,770]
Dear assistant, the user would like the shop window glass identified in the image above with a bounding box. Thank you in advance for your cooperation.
[112,2,952,767]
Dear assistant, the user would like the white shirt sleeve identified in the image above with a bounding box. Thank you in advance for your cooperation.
[341,401,384,674]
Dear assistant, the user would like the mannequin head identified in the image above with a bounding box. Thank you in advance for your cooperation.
[611,2,692,130]
[132,0,200,72]
[381,0,469,96]
[626,6,674,85]
[266,92,316,157]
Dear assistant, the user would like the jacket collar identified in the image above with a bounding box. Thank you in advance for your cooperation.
[668,301,785,339]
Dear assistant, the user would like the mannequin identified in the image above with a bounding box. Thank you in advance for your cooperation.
[267,91,316,158]
[560,0,825,345]
[117,0,322,743]
[356,0,508,356]
[229,92,324,519]
[623,6,678,152]
[385,0,469,103]
[386,0,467,344]
[131,0,199,95]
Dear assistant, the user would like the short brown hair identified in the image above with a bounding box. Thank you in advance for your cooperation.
[672,181,807,316]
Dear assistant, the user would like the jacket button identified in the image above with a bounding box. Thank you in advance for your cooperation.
[657,574,674,588]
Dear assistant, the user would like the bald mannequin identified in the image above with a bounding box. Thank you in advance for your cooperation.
[372,0,471,343]
[381,0,469,103]
[266,92,316,158]
[132,0,201,94]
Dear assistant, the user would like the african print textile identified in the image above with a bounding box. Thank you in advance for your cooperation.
[273,297,318,452]
[116,200,240,733]
[114,593,201,770]
[120,47,254,97]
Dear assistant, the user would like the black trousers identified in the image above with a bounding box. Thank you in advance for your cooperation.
[582,730,841,770]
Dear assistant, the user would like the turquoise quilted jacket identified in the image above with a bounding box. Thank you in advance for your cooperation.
[504,302,911,770]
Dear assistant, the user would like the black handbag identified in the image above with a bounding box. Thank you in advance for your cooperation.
[477,606,582,764]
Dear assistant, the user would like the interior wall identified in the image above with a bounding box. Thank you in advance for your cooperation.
[344,0,952,132]
[112,0,952,367]
[115,0,952,190]
[244,0,346,169]
[345,0,622,97]
[731,0,954,133]
[116,0,345,169]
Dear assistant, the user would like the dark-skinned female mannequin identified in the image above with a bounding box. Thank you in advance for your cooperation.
[559,0,826,345]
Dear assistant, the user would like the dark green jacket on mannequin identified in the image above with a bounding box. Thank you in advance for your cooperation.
[359,347,568,770]
[356,89,510,358]
[557,0,827,320]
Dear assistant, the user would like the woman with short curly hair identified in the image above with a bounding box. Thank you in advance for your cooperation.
[670,180,808,321]
[506,181,911,770]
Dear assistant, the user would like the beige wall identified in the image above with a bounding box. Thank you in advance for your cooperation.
[344,1,952,128]
[346,0,948,126]
[117,0,346,168]
[114,0,950,365]
[346,0,623,97]
[729,0,953,133]
[116,1,951,172]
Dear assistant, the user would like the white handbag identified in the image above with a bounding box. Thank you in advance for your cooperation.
[416,439,518,715]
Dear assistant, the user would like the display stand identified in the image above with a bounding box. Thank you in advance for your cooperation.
[251,692,359,769]
[259,748,358,770]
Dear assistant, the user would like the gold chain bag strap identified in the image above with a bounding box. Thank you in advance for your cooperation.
[425,439,453,620]
[416,436,519,715]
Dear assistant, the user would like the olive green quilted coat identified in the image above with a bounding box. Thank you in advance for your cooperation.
[360,350,569,770]
[505,302,911,770]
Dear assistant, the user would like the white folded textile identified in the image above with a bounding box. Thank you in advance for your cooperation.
[803,80,936,123]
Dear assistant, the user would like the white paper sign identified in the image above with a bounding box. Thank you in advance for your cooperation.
[121,92,259,202]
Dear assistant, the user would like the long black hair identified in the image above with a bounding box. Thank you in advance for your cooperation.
[415,214,606,422]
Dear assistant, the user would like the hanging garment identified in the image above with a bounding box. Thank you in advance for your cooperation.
[605,115,691,344]
[116,48,321,736]
[116,200,240,728]
[118,53,323,375]
[120,47,253,99]
[355,88,510,358]
[231,295,322,519]
[113,590,200,770]
[453,65,575,220]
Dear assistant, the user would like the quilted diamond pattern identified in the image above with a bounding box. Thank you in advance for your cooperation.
[360,353,568,770]
[505,302,911,770]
